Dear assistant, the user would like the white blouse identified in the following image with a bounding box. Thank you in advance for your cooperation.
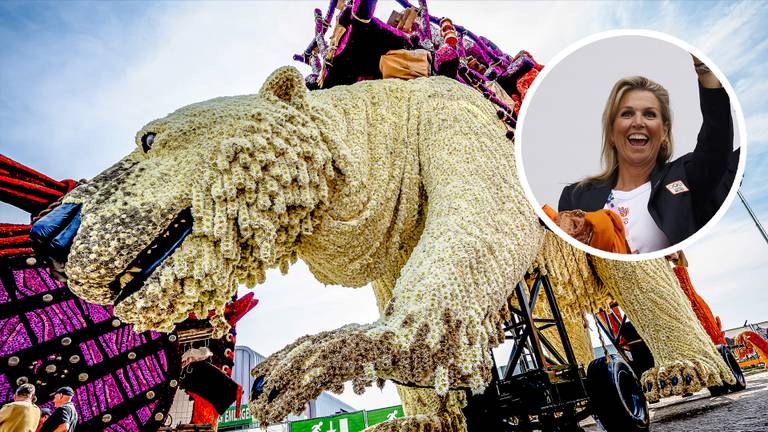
[604,182,670,254]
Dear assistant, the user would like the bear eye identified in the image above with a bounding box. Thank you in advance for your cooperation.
[141,132,156,153]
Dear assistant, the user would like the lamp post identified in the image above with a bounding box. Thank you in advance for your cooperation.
[738,190,768,246]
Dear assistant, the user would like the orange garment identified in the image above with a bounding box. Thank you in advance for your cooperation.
[585,210,630,254]
[672,265,726,345]
[542,204,558,221]
[542,205,630,254]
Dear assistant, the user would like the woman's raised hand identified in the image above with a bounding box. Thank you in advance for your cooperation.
[691,53,721,89]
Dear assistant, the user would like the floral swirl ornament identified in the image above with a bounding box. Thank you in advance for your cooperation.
[50,67,731,429]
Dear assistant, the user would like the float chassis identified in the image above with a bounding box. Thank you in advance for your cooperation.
[463,270,649,432]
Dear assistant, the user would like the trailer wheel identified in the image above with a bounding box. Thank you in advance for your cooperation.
[709,345,746,396]
[587,354,649,432]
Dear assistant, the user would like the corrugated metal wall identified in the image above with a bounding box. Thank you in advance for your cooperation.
[233,345,266,401]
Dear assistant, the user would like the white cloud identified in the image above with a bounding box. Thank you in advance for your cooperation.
[734,70,768,114]
[688,2,766,71]
[745,112,768,143]
[686,204,768,329]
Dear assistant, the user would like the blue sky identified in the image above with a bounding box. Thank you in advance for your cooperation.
[1,1,767,409]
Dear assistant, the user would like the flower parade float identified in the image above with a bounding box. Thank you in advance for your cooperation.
[24,1,741,431]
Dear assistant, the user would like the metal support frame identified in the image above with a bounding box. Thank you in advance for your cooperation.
[596,310,633,369]
[595,308,628,350]
[503,271,579,379]
[465,269,654,431]
[595,306,655,376]
[463,270,591,431]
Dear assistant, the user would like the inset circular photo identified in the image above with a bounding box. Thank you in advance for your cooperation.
[517,30,746,260]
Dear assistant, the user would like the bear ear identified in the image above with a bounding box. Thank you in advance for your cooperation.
[259,66,308,110]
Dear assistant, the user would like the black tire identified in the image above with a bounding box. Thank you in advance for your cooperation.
[708,345,746,396]
[587,354,649,432]
[723,346,747,393]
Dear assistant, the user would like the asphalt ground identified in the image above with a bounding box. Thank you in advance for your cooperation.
[583,370,768,432]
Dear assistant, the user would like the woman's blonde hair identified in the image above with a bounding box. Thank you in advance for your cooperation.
[581,76,673,185]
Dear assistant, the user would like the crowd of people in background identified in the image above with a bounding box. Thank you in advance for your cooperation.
[0,384,77,432]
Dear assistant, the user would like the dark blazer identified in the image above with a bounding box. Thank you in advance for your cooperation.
[559,85,734,246]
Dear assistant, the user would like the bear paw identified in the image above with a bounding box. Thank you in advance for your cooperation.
[640,358,732,402]
[248,308,495,425]
[248,323,396,424]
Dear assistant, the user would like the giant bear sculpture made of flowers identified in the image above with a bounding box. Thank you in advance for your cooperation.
[35,66,733,431]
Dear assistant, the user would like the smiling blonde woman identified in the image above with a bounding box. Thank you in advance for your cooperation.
[557,57,734,254]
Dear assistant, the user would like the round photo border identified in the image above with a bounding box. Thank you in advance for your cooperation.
[515,29,748,262]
